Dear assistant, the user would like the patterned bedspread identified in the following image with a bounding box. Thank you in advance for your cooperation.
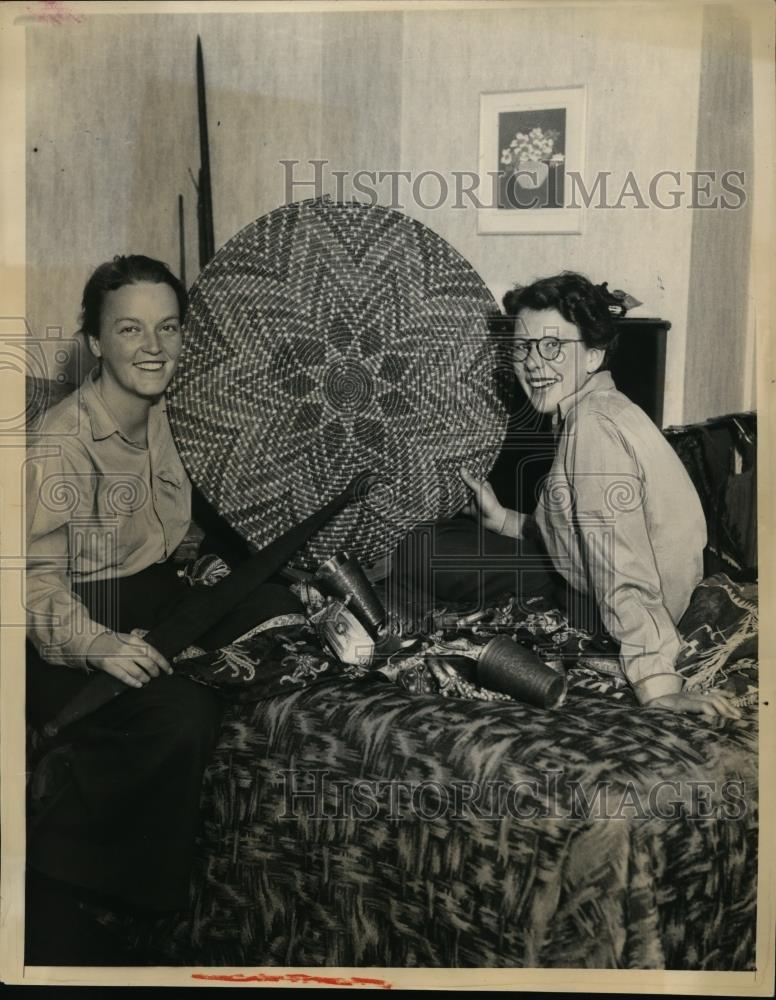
[140,573,758,969]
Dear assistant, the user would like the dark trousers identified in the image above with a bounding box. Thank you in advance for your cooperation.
[387,515,605,635]
[387,515,558,615]
[26,560,300,914]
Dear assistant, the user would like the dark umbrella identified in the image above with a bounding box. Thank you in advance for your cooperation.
[41,476,365,741]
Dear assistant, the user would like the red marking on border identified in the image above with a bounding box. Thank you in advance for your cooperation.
[192,972,393,989]
[29,0,84,25]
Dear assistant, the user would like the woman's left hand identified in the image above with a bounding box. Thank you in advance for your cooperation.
[646,690,743,719]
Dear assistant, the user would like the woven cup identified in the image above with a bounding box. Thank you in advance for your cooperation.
[314,550,386,637]
[477,636,565,708]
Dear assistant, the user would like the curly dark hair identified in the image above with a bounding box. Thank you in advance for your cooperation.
[502,271,618,354]
[79,255,188,341]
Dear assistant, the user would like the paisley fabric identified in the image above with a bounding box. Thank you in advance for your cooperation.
[169,572,758,711]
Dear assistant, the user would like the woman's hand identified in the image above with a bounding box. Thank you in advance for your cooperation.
[460,468,515,535]
[460,468,506,533]
[646,689,742,720]
[86,631,172,688]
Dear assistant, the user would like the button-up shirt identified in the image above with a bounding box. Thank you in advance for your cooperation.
[532,371,706,704]
[26,369,192,667]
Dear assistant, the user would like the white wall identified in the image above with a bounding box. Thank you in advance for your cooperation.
[395,6,703,426]
[25,4,755,425]
[683,3,754,424]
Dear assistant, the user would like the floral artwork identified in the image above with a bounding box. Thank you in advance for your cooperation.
[479,87,586,233]
[501,126,564,170]
[497,108,567,209]
[501,126,563,171]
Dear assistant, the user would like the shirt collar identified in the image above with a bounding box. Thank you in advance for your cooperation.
[80,367,166,443]
[554,369,615,427]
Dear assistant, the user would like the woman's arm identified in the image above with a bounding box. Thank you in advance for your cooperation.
[459,468,529,538]
[566,414,739,718]
[26,440,172,684]
[26,439,111,666]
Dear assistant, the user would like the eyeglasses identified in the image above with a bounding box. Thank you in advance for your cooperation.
[512,337,584,363]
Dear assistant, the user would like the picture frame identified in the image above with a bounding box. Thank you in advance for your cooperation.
[478,85,587,234]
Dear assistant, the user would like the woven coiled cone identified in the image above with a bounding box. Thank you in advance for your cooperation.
[167,197,507,569]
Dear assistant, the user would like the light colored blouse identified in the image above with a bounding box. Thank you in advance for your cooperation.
[26,369,192,667]
[532,371,706,704]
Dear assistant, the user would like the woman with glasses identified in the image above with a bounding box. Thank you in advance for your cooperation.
[460,271,739,718]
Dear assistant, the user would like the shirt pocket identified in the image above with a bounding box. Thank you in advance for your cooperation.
[154,467,186,502]
[153,468,192,542]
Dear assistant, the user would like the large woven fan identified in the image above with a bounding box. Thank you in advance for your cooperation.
[167,197,507,569]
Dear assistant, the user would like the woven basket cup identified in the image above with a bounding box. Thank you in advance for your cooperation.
[477,636,565,708]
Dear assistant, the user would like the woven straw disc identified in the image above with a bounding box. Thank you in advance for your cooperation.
[167,197,507,570]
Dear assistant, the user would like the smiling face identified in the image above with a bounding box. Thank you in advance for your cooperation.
[512,307,604,415]
[88,281,183,405]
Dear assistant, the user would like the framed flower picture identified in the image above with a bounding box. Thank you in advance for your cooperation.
[478,86,587,234]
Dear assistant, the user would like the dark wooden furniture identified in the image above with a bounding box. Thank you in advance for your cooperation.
[610,316,669,428]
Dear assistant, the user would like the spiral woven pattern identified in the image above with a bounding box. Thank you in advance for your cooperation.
[167,197,506,569]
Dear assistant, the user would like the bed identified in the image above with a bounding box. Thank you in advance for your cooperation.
[139,563,757,969]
